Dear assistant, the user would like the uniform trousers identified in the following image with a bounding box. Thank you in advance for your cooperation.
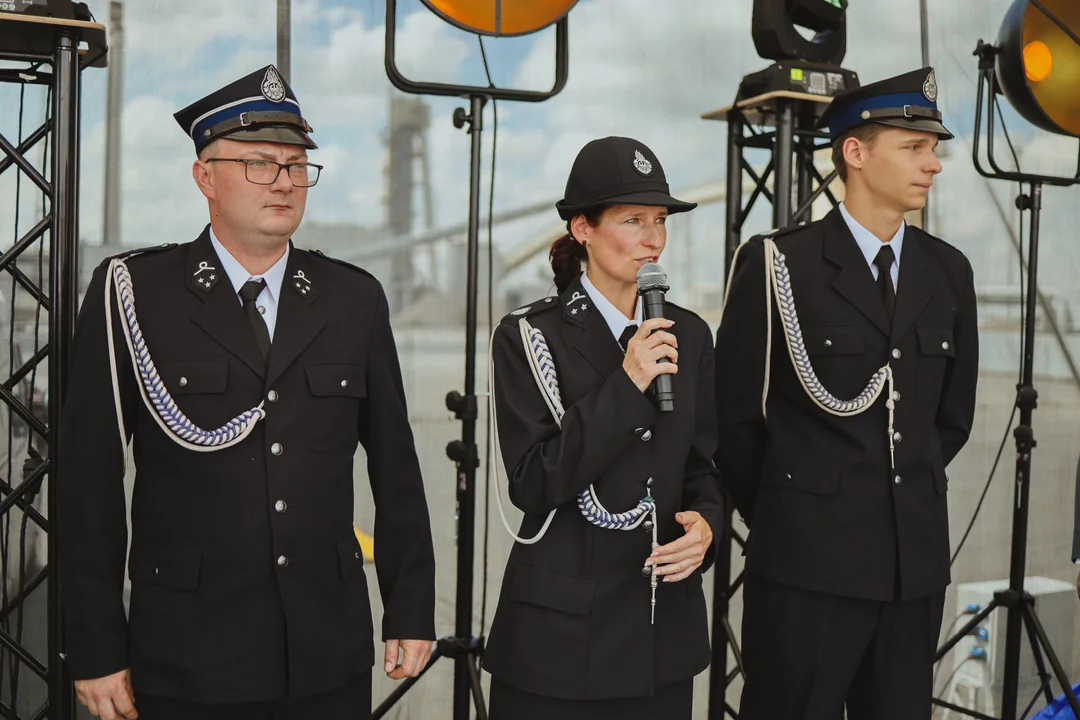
[738,574,945,720]
[489,675,693,720]
[136,671,371,720]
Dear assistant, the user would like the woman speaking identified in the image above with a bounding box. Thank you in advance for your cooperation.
[483,137,724,719]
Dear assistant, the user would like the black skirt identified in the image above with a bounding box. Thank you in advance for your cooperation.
[489,676,693,720]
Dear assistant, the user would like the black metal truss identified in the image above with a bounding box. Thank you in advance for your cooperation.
[0,15,105,720]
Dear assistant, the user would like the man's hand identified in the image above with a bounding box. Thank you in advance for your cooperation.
[75,668,138,720]
[646,511,714,583]
[384,639,433,680]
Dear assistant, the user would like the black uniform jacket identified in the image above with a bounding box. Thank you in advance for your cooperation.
[57,228,436,704]
[715,207,978,602]
[482,277,724,700]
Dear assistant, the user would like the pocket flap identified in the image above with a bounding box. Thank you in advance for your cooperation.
[510,565,596,617]
[803,327,865,356]
[337,537,365,579]
[918,328,956,357]
[129,544,203,591]
[159,360,228,394]
[304,362,367,398]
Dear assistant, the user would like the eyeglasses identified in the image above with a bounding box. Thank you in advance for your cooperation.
[205,158,323,187]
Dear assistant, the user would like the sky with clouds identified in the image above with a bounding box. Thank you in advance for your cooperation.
[3,0,1080,362]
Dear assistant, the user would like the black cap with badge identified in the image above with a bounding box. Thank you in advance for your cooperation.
[817,67,953,142]
[555,137,696,221]
[174,65,317,155]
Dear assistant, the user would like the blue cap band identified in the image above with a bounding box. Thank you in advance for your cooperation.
[829,91,937,140]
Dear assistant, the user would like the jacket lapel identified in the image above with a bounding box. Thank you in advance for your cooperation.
[186,228,267,380]
[563,278,624,380]
[822,208,892,337]
[890,226,933,344]
[266,246,327,387]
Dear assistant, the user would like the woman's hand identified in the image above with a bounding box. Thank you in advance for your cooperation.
[622,318,678,393]
[646,511,713,582]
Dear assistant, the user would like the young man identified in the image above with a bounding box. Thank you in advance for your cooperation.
[58,66,436,720]
[715,67,979,719]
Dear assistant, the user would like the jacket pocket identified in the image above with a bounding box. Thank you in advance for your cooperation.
[337,536,365,578]
[803,326,866,356]
[760,455,842,496]
[510,565,596,617]
[129,544,203,591]
[917,327,955,400]
[305,362,366,451]
[158,360,228,395]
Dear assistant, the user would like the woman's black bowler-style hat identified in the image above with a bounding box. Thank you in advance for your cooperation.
[555,136,696,221]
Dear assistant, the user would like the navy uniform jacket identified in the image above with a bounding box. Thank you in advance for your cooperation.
[57,227,436,704]
[715,207,978,602]
[482,277,724,700]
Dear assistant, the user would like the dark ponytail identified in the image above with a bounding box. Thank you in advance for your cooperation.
[549,206,606,293]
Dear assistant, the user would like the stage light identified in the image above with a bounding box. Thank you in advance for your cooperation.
[1023,39,1053,82]
[752,0,848,66]
[996,0,1080,137]
[418,0,578,37]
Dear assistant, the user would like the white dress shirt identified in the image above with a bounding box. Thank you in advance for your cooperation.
[839,202,904,291]
[581,271,644,348]
[209,227,289,341]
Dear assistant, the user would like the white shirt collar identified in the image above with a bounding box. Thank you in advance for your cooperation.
[208,226,289,302]
[580,271,643,345]
[839,202,904,273]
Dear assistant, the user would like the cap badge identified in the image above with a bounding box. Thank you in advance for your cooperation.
[923,70,938,103]
[262,66,286,103]
[632,149,653,176]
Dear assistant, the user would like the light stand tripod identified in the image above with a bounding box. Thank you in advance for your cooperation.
[373,4,569,718]
[932,41,1080,720]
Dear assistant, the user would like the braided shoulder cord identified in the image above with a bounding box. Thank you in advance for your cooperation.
[724,239,897,469]
[488,320,656,545]
[105,258,266,457]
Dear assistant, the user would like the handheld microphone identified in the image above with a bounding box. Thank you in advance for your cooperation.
[637,263,674,413]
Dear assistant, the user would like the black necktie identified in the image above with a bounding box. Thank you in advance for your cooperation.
[873,245,896,322]
[618,324,638,353]
[239,279,271,362]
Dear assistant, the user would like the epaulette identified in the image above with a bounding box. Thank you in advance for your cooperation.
[308,248,376,280]
[750,221,807,243]
[500,296,559,326]
[101,242,178,266]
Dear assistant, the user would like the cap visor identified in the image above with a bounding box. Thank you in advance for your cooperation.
[557,190,697,220]
[873,118,954,140]
[220,125,318,150]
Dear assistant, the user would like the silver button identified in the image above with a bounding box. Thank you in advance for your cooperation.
[179,377,188,387]
[340,379,349,388]
[634,427,645,436]
[892,391,901,402]
[274,500,287,513]
[154,567,159,575]
[785,473,792,480]
[268,390,279,402]
[271,442,283,456]
[892,349,902,360]
[824,339,833,348]
[354,551,360,559]
[641,430,653,442]
[942,341,950,350]
[893,432,903,443]
[277,555,288,567]
[894,475,903,485]
[258,305,266,315]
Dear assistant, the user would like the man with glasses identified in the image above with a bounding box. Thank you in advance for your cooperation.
[57,65,436,720]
